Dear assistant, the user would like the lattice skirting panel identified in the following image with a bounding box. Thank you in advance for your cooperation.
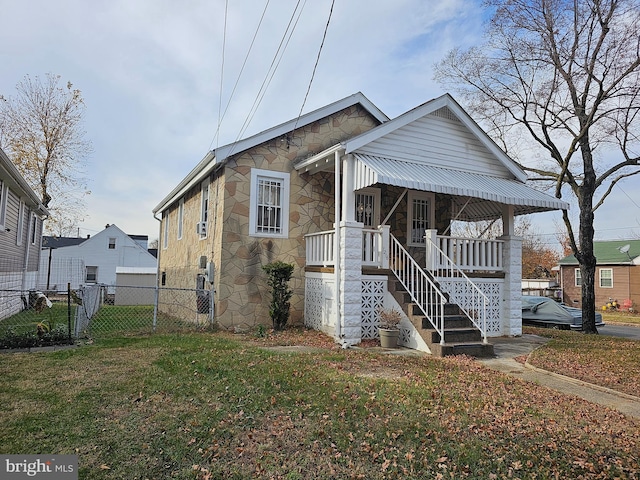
[304,276,325,331]
[361,277,385,339]
[304,274,388,341]
[437,278,504,336]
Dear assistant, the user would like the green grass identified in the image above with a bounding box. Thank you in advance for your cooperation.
[0,331,638,479]
[0,302,72,335]
[602,310,640,326]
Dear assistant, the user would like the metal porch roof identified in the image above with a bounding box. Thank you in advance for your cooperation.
[353,154,569,221]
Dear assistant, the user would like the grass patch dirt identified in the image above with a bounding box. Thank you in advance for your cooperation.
[0,329,638,479]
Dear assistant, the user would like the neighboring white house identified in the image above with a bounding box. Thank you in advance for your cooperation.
[39,224,157,290]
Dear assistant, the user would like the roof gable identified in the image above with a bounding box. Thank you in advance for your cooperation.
[344,94,527,182]
[559,239,640,265]
[153,92,388,214]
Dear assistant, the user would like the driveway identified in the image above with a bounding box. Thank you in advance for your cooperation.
[599,324,640,340]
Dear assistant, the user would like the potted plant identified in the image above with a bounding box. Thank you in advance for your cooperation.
[378,308,402,348]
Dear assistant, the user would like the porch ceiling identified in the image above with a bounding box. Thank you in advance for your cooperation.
[353,154,569,221]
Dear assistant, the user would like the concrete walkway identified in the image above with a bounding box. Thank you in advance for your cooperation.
[479,334,640,419]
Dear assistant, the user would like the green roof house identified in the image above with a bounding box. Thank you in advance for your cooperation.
[558,240,640,311]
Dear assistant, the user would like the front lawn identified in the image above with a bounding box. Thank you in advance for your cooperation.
[523,327,640,397]
[0,330,638,479]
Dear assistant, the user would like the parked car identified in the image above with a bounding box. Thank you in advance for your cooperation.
[521,296,605,330]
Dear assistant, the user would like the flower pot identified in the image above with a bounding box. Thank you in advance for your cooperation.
[378,328,399,348]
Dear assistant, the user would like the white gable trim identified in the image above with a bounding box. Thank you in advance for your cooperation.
[344,94,528,183]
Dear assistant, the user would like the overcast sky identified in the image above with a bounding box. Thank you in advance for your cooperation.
[1,0,639,246]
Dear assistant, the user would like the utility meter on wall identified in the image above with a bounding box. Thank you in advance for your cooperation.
[205,262,215,284]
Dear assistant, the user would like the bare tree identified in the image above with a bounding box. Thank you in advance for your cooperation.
[0,73,92,234]
[435,0,640,333]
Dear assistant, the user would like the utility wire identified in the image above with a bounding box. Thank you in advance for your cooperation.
[291,0,336,134]
[215,0,229,151]
[209,0,271,151]
[228,0,307,156]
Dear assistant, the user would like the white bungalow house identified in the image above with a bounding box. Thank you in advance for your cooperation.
[0,146,49,319]
[39,224,158,291]
[154,92,568,356]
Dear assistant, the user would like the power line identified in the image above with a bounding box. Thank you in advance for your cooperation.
[216,0,229,152]
[209,0,271,151]
[229,0,307,156]
[619,185,640,210]
[291,0,336,134]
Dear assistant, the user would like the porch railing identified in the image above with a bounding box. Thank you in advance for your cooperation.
[434,234,504,273]
[305,230,335,267]
[390,234,448,345]
[305,228,386,267]
[425,233,488,343]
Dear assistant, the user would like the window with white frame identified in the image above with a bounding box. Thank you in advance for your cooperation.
[30,214,37,245]
[177,198,184,240]
[0,180,7,230]
[108,237,117,249]
[407,191,434,246]
[16,201,25,246]
[354,188,380,227]
[599,268,613,288]
[575,268,582,287]
[249,169,290,237]
[86,266,98,283]
[199,181,209,239]
[163,213,169,249]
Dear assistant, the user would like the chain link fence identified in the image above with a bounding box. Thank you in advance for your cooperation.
[0,284,215,349]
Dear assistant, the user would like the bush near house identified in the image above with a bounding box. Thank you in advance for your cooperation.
[262,261,295,331]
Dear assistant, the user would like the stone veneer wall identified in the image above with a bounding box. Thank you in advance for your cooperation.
[159,105,381,331]
[217,106,379,331]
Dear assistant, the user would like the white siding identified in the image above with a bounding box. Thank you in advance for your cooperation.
[40,225,157,289]
[355,108,510,178]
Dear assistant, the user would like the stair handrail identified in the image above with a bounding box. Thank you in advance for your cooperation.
[425,236,488,344]
[389,234,448,345]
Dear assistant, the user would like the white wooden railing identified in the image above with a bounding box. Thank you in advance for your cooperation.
[433,233,504,273]
[425,232,489,343]
[390,234,448,344]
[305,230,335,266]
[305,228,387,267]
[306,228,504,276]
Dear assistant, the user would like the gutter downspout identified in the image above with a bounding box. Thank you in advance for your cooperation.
[152,210,163,331]
[334,149,344,346]
[20,210,32,307]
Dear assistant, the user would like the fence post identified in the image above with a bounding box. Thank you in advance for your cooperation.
[67,283,72,342]
[208,285,215,326]
[152,286,159,332]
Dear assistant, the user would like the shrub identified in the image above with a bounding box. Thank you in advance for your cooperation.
[262,261,294,331]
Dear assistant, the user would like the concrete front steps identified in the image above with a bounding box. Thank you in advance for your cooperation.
[391,280,494,358]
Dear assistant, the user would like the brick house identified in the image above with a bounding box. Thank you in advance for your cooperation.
[153,93,568,355]
[558,240,640,311]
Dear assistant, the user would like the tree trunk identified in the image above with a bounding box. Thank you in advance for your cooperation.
[577,138,599,334]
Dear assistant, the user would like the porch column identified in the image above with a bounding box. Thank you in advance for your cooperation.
[499,234,522,336]
[339,220,364,346]
[342,154,356,223]
[425,229,438,272]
